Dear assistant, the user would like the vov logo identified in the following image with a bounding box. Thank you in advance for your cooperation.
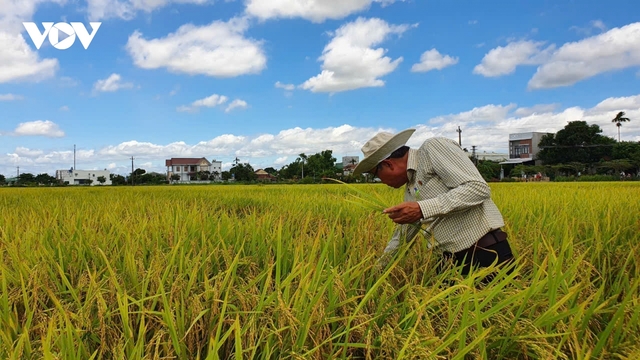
[23,22,101,50]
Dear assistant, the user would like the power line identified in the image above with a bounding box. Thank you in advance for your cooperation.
[539,144,616,149]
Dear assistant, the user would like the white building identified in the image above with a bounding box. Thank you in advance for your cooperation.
[55,169,112,185]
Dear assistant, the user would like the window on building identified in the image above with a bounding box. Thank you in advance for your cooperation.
[513,145,530,157]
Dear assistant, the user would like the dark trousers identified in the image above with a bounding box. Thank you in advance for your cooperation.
[440,229,515,284]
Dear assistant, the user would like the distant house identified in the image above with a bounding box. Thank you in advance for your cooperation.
[255,169,277,182]
[55,169,112,185]
[500,132,552,166]
[341,156,359,175]
[165,157,223,182]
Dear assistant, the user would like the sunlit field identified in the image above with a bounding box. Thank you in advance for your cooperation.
[1,182,639,359]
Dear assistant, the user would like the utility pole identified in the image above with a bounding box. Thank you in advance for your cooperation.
[73,144,76,170]
[17,166,20,177]
[471,145,478,166]
[456,126,462,146]
[131,156,134,186]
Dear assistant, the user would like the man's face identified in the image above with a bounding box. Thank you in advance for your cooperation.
[371,159,408,189]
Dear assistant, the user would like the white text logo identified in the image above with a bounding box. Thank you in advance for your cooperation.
[23,22,101,50]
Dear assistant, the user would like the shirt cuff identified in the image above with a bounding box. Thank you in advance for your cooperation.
[417,198,441,220]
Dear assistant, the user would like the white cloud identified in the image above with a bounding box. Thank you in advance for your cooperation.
[14,147,44,157]
[570,19,607,35]
[468,20,478,25]
[275,81,295,91]
[93,73,134,93]
[86,0,212,21]
[58,76,79,87]
[514,103,559,117]
[274,156,288,166]
[177,94,228,112]
[0,32,58,83]
[0,0,63,83]
[225,99,248,113]
[0,93,23,101]
[4,93,639,176]
[588,94,640,114]
[528,22,640,89]
[0,0,65,33]
[13,120,65,137]
[411,49,459,72]
[473,40,553,77]
[430,104,517,125]
[245,0,404,23]
[126,17,266,78]
[59,105,69,111]
[475,22,640,89]
[301,17,413,93]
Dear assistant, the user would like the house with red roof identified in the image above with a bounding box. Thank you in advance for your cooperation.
[165,157,223,182]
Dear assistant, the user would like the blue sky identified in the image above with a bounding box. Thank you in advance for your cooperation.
[1,0,639,177]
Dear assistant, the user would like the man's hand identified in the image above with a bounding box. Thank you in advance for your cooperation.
[383,201,423,224]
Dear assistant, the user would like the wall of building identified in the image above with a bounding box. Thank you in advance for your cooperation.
[55,169,112,185]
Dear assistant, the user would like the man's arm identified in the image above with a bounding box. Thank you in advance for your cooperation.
[416,138,491,220]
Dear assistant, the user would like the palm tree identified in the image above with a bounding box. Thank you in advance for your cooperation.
[611,111,631,142]
[298,153,307,179]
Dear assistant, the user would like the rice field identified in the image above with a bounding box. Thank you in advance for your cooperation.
[1,182,639,359]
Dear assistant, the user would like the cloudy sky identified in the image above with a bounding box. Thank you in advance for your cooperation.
[1,0,639,176]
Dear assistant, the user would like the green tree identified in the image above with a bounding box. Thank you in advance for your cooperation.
[305,150,337,179]
[279,161,302,180]
[97,176,106,185]
[0,174,6,185]
[110,174,127,186]
[476,160,501,181]
[170,173,181,182]
[18,172,36,185]
[230,163,257,181]
[221,171,232,181]
[611,111,631,142]
[537,121,615,165]
[35,173,57,185]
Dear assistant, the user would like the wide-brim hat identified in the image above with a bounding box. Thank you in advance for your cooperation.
[353,128,416,176]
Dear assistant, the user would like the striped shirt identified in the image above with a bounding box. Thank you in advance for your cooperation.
[383,137,505,255]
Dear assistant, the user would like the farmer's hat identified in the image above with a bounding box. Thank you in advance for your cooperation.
[353,128,416,176]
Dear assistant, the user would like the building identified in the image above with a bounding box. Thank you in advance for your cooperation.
[55,169,112,185]
[474,151,508,162]
[255,169,277,182]
[165,157,222,182]
[341,156,359,175]
[500,132,551,166]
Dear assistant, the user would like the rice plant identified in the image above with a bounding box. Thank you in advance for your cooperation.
[0,182,638,359]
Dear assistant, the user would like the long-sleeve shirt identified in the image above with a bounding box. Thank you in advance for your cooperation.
[383,137,505,255]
